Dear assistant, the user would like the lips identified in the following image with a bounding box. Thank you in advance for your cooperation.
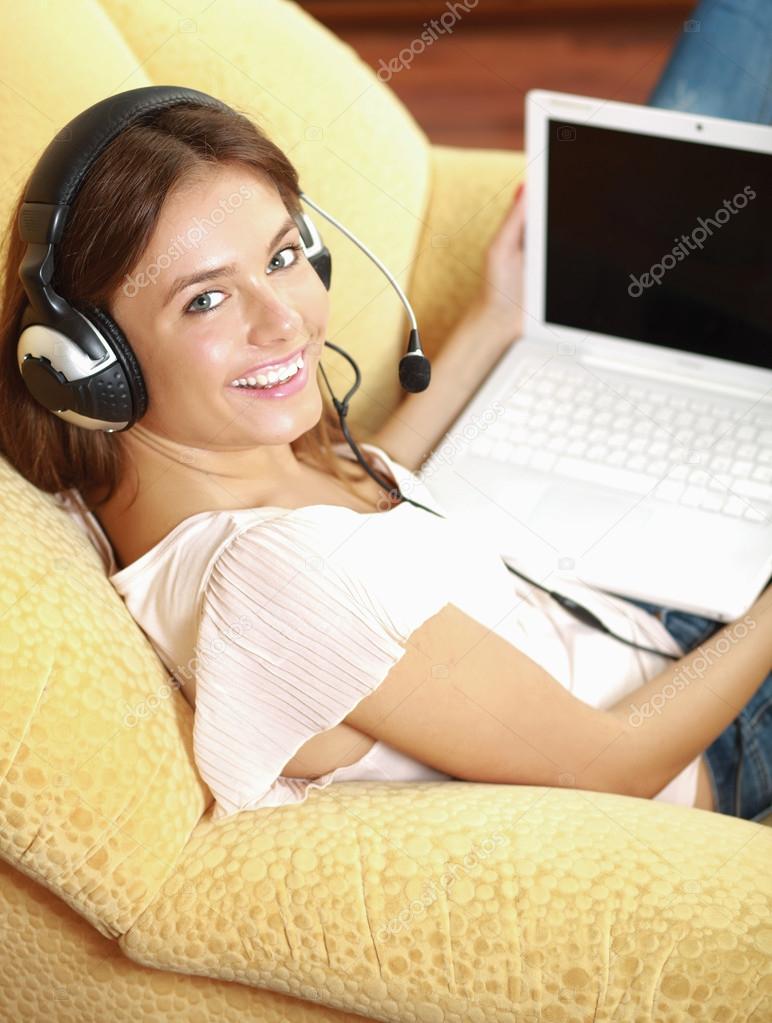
[232,344,306,382]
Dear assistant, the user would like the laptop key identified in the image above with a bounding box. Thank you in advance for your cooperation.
[681,486,703,507]
[699,491,725,512]
[735,425,757,441]
[587,444,610,461]
[723,496,748,517]
[566,439,588,457]
[529,450,558,473]
[744,505,770,523]
[732,478,772,503]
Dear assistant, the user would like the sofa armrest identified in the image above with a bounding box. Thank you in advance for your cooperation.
[120,780,771,1021]
[409,143,527,362]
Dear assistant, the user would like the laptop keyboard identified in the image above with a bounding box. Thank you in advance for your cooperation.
[474,358,772,523]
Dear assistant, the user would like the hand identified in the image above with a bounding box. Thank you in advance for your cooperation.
[470,181,526,353]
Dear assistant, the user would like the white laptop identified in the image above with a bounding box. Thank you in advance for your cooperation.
[418,90,772,622]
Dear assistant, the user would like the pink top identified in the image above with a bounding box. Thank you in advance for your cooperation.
[54,441,698,820]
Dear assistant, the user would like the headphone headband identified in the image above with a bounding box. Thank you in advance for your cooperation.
[16,85,331,432]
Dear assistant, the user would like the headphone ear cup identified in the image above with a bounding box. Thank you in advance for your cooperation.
[293,208,332,290]
[79,301,148,422]
[313,247,332,292]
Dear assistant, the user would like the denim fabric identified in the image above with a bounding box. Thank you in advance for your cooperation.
[648,0,772,123]
[627,599,772,823]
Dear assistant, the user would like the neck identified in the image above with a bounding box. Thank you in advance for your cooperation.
[129,422,308,504]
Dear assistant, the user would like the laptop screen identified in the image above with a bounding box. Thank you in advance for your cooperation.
[545,118,772,369]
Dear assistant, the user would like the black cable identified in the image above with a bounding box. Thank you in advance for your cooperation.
[319,340,681,661]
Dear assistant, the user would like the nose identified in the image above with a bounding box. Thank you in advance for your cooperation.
[244,280,304,345]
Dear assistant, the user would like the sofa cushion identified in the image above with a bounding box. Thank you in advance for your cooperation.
[0,455,210,938]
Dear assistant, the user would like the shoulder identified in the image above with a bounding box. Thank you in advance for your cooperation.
[198,503,456,666]
[199,509,361,613]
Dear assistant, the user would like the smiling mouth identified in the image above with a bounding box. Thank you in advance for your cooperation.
[232,344,314,388]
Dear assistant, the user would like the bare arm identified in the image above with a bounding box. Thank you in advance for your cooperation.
[372,183,527,472]
[608,586,772,798]
[341,589,772,800]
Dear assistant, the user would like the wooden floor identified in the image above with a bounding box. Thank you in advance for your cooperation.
[303,7,695,150]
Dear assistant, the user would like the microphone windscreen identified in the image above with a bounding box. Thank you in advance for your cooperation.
[399,354,431,392]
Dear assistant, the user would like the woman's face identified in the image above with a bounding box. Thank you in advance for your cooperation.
[109,164,329,451]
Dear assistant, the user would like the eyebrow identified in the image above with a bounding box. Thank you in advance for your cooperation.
[162,215,298,307]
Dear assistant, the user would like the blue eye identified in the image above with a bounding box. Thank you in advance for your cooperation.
[185,290,226,316]
[268,241,304,273]
[184,242,305,316]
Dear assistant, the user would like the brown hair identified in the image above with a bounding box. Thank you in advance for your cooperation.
[0,101,381,515]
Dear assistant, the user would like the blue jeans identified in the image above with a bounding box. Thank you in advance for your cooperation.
[648,0,772,122]
[623,4,772,824]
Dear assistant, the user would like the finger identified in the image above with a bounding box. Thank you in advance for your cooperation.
[514,196,525,250]
[486,185,526,264]
[493,188,526,248]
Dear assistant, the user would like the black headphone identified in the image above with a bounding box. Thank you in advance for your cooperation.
[16,85,333,433]
[17,84,684,662]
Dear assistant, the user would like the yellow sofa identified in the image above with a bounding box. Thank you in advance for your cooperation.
[1,3,770,1021]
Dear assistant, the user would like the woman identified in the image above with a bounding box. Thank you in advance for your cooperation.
[1,8,770,823]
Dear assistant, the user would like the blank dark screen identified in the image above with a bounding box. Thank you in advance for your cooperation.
[544,118,772,369]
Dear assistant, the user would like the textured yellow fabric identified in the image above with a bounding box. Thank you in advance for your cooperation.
[0,856,369,1022]
[1,2,771,1022]
[410,144,528,361]
[0,457,211,940]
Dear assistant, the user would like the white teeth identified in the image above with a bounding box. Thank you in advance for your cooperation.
[230,353,304,389]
